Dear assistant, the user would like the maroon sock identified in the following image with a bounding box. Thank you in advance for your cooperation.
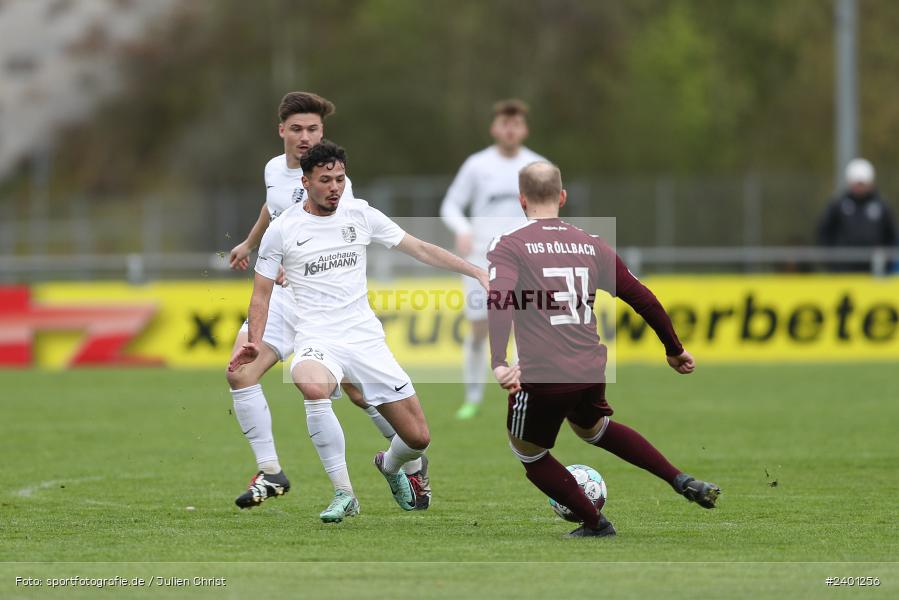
[523,453,599,529]
[595,421,681,484]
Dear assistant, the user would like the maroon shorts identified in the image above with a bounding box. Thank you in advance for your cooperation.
[506,383,614,449]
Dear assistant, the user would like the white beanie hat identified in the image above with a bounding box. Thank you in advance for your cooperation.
[846,158,875,185]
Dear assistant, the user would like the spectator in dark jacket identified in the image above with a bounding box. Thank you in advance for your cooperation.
[817,158,897,271]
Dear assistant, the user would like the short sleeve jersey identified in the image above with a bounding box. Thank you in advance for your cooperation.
[255,197,405,343]
[440,146,546,262]
[487,218,617,385]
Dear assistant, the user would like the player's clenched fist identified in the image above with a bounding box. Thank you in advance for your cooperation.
[493,364,521,393]
[228,342,260,371]
[666,349,695,374]
[229,242,252,271]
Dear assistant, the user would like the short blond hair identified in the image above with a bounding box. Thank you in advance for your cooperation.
[519,161,562,203]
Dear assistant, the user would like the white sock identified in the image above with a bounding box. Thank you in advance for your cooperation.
[231,384,280,473]
[305,399,353,495]
[403,458,423,475]
[382,435,426,474]
[364,406,421,473]
[463,332,488,404]
[364,405,396,438]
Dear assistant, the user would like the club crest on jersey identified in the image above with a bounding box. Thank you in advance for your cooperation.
[341,225,357,243]
[292,187,305,203]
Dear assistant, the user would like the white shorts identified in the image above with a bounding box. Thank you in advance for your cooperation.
[289,337,415,406]
[238,285,297,361]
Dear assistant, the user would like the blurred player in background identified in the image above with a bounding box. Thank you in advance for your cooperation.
[817,158,897,272]
[488,161,720,537]
[440,99,547,419]
[226,93,430,519]
[230,141,487,519]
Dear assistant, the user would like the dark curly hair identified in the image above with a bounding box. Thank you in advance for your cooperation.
[299,140,347,173]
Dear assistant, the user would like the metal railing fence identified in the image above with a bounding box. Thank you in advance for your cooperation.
[6,172,899,257]
[1,246,896,284]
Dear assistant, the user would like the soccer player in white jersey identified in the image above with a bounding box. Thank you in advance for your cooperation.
[226,93,430,519]
[440,99,547,419]
[230,141,488,518]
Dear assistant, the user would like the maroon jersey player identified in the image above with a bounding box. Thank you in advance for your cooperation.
[487,161,720,538]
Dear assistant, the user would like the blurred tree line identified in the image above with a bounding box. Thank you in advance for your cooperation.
[7,0,899,247]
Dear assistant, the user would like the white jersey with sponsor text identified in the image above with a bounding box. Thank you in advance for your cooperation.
[255,198,405,344]
[264,153,354,220]
[440,145,545,265]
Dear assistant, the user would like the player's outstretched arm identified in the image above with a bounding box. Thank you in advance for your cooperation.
[394,234,488,289]
[613,255,695,373]
[228,273,274,371]
[230,202,270,270]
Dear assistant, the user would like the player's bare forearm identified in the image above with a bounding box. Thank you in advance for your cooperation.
[246,273,274,345]
[230,204,270,270]
[228,274,272,371]
[396,235,485,281]
[244,202,271,250]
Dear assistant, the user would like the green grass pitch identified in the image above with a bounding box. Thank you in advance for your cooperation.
[1,364,897,598]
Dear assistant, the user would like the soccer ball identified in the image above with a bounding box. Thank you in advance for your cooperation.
[549,464,607,522]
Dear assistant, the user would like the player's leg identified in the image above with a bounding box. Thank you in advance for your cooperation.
[228,285,299,508]
[345,340,430,511]
[567,385,720,509]
[371,394,428,511]
[375,394,430,465]
[291,348,359,523]
[507,389,614,537]
[343,381,430,509]
[343,381,397,438]
[457,276,489,419]
[227,329,289,509]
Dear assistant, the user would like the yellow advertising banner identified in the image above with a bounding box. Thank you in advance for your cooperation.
[610,275,899,362]
[7,275,899,369]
